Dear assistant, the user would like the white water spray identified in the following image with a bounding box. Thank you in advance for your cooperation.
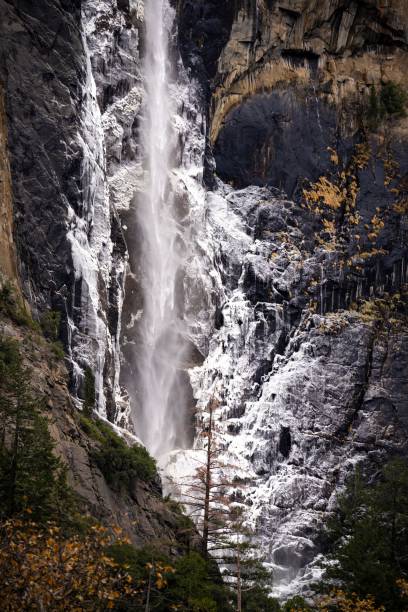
[134,0,190,457]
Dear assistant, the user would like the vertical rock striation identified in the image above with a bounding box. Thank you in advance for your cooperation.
[0,86,18,283]
[2,0,408,598]
[173,0,408,596]
[0,0,140,417]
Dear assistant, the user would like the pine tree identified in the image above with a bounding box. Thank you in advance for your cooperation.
[172,396,235,558]
[219,505,277,612]
[0,337,75,525]
[322,458,408,610]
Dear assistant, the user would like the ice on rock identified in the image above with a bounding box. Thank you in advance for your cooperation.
[78,0,408,599]
[164,175,405,597]
[65,16,117,414]
[71,0,145,418]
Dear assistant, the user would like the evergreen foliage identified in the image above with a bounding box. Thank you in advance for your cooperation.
[40,309,61,341]
[366,82,406,129]
[281,595,313,611]
[83,367,96,416]
[39,309,65,359]
[109,545,233,611]
[380,82,407,117]
[0,337,75,526]
[170,552,232,611]
[80,415,157,490]
[321,458,408,610]
[220,506,276,611]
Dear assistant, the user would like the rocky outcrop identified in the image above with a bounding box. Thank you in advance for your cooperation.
[176,0,234,87]
[207,0,408,190]
[0,0,139,417]
[173,0,408,597]
[0,0,83,311]
[0,308,189,549]
[178,179,408,596]
[210,0,408,143]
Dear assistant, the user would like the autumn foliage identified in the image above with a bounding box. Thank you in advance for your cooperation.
[0,520,139,611]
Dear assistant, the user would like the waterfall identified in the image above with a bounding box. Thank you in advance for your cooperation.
[133,0,190,457]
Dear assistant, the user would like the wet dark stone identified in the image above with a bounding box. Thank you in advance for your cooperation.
[0,0,84,313]
[214,89,339,195]
[279,426,292,458]
[176,0,234,85]
[214,306,224,329]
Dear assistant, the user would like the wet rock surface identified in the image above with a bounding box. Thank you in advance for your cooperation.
[214,88,336,194]
[185,181,408,595]
[1,0,408,599]
[177,0,234,86]
[0,0,83,309]
[0,311,189,549]
[0,0,144,417]
[0,0,116,411]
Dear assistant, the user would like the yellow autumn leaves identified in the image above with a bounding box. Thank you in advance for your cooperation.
[0,519,168,611]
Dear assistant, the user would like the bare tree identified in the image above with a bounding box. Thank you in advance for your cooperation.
[167,393,274,610]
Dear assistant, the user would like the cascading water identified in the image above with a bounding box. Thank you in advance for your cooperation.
[133,0,190,457]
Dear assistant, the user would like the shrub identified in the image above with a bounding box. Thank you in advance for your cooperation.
[380,81,407,117]
[80,416,157,491]
[40,310,61,341]
[282,595,313,611]
[0,337,20,372]
[0,520,139,611]
[169,552,233,612]
[79,415,105,443]
[0,282,38,329]
[108,545,233,611]
[51,341,65,360]
[83,367,96,416]
[366,82,406,129]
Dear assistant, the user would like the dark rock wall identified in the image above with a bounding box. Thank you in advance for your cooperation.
[0,0,83,311]
[214,89,336,195]
[0,0,137,417]
[176,0,234,85]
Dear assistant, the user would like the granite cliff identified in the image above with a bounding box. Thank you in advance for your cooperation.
[176,0,408,594]
[0,0,408,597]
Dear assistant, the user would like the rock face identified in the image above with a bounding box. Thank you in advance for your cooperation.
[210,0,408,144]
[175,0,408,596]
[0,86,18,284]
[0,308,189,549]
[0,0,111,411]
[0,0,143,418]
[182,182,408,596]
[1,0,408,599]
